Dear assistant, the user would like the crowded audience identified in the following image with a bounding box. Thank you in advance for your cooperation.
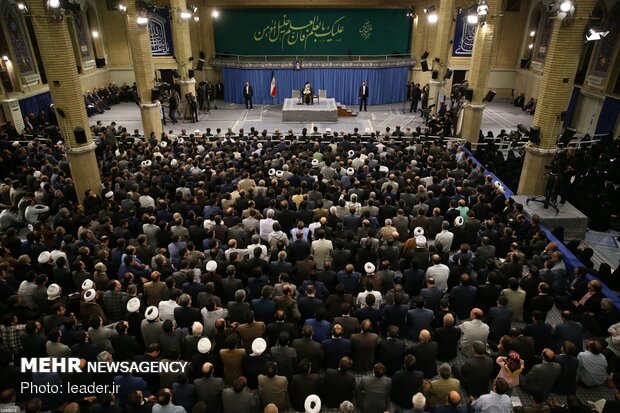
[0,124,619,413]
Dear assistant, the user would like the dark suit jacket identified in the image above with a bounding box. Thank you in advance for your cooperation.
[552,320,584,352]
[321,337,352,369]
[292,337,324,372]
[411,341,439,379]
[350,332,379,372]
[322,369,356,408]
[242,85,253,98]
[194,376,226,413]
[434,326,461,361]
[333,315,360,339]
[251,297,277,324]
[381,304,408,336]
[456,355,494,397]
[290,373,322,412]
[359,85,369,98]
[220,299,247,323]
[174,306,202,330]
[376,338,408,377]
[486,305,513,341]
[391,369,424,408]
[449,285,477,320]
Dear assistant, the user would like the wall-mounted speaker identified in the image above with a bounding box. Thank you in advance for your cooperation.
[432,70,439,80]
[484,90,496,102]
[560,128,576,146]
[421,51,429,60]
[465,89,474,101]
[95,58,106,68]
[188,69,195,78]
[421,61,429,72]
[529,126,541,145]
[196,58,205,71]
[444,69,453,79]
[74,127,87,144]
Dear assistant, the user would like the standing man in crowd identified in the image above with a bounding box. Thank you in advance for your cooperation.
[243,80,254,110]
[359,81,369,112]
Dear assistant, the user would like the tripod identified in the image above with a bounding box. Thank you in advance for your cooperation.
[527,171,560,214]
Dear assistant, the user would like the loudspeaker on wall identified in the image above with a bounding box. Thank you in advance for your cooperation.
[74,127,87,144]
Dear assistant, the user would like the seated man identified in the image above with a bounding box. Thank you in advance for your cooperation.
[302,81,313,105]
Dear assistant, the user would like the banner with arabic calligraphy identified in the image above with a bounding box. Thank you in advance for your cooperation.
[452,9,477,57]
[214,9,410,55]
[148,8,174,57]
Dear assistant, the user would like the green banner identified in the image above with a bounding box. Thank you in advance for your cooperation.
[214,9,411,56]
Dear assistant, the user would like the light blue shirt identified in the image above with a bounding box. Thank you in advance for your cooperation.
[471,391,512,413]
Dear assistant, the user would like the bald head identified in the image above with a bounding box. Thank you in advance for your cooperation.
[443,313,454,327]
[419,329,431,343]
[263,403,278,413]
[447,390,461,406]
[201,362,213,376]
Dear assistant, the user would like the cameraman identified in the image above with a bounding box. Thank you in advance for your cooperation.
[187,92,198,123]
[169,89,180,124]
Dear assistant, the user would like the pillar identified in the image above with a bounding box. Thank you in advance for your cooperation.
[198,6,216,82]
[170,0,196,118]
[459,0,502,143]
[410,13,432,86]
[29,0,102,204]
[124,1,163,138]
[428,0,455,114]
[517,0,596,195]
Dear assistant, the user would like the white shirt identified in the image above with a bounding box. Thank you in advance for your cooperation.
[139,195,156,210]
[158,300,180,322]
[259,218,276,241]
[356,291,382,309]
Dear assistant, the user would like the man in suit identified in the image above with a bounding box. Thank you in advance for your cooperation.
[434,313,461,361]
[428,365,461,408]
[552,310,584,352]
[194,362,225,413]
[242,81,253,109]
[449,274,477,320]
[290,359,322,412]
[350,319,380,372]
[357,363,391,413]
[485,296,513,343]
[520,348,561,400]
[310,229,333,271]
[409,83,421,113]
[453,341,494,397]
[173,294,202,329]
[406,297,434,340]
[376,325,408,377]
[257,361,289,410]
[391,354,424,410]
[292,325,324,372]
[458,308,489,357]
[322,356,356,408]
[411,329,438,379]
[333,303,361,339]
[321,324,352,369]
[359,81,369,112]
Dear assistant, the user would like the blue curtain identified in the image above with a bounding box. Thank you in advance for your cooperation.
[595,96,620,135]
[19,91,52,117]
[223,67,408,105]
[563,87,580,129]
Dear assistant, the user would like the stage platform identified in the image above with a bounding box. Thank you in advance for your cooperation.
[513,195,589,241]
[282,98,338,123]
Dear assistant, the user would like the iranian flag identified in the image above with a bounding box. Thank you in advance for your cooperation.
[270,70,277,97]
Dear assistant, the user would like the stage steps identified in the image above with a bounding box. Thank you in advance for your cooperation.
[336,102,357,117]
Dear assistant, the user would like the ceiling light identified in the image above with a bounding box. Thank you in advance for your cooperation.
[118,4,127,13]
[1,55,9,62]
[136,16,149,26]
[17,2,28,13]
[188,4,198,13]
[180,11,192,20]
[211,9,219,18]
[467,14,478,24]
[47,0,61,9]
[92,30,99,38]
[427,12,438,23]
[530,30,536,37]
[528,43,534,49]
[559,0,573,13]
[586,28,609,41]
[477,0,489,16]
[193,16,199,22]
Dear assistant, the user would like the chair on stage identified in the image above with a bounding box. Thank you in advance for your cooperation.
[292,90,301,104]
[314,89,326,104]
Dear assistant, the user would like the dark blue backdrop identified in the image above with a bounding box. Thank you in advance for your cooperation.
[19,91,52,117]
[595,96,620,135]
[222,67,408,106]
